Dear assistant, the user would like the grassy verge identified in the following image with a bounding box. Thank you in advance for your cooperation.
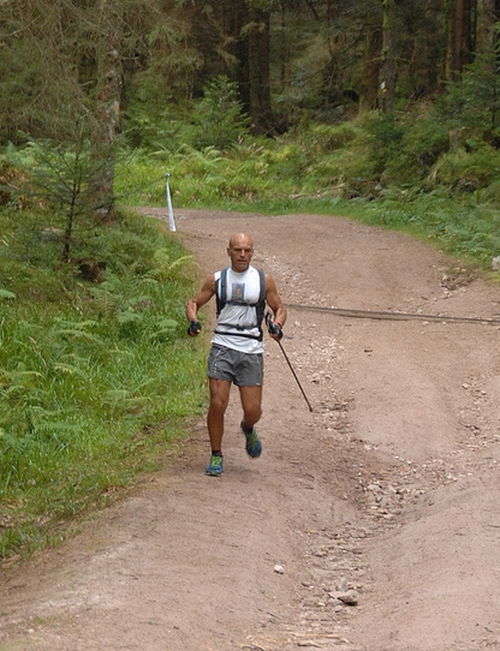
[116,122,500,271]
[0,208,208,562]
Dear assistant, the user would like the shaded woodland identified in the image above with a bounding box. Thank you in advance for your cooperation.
[1,0,499,144]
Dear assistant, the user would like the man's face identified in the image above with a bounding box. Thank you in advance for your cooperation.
[228,235,254,272]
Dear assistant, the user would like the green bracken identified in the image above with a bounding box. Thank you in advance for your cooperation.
[0,207,207,560]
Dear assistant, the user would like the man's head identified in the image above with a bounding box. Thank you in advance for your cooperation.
[227,233,254,272]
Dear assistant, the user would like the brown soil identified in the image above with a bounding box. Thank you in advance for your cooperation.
[1,209,500,651]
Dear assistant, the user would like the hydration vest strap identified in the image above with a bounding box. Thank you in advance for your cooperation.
[215,267,229,317]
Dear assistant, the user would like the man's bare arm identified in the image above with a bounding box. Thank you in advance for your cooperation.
[265,273,286,327]
[186,274,216,333]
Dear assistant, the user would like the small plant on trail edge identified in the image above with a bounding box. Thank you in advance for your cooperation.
[4,133,120,263]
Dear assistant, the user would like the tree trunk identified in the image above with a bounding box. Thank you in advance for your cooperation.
[222,0,274,135]
[476,0,497,52]
[279,0,287,94]
[379,0,396,112]
[364,18,383,109]
[220,0,251,110]
[247,5,274,135]
[445,0,477,81]
[94,0,122,218]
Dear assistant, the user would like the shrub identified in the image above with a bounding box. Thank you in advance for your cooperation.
[382,112,450,186]
[297,122,359,153]
[428,143,500,193]
[191,75,251,151]
[0,205,204,560]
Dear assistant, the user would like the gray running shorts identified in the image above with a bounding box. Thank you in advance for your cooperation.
[207,345,263,386]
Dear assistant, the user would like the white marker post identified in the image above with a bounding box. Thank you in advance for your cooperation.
[165,173,176,232]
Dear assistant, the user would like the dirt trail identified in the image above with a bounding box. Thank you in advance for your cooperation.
[1,210,500,651]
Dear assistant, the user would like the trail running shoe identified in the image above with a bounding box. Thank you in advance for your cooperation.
[241,421,262,458]
[205,453,223,476]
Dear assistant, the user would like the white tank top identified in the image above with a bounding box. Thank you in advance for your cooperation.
[212,265,264,354]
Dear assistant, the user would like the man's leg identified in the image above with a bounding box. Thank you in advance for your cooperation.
[239,385,263,430]
[207,378,231,452]
[239,385,263,458]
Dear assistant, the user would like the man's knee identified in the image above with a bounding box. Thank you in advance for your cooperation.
[209,394,229,413]
[209,379,231,410]
[243,403,262,423]
[209,389,230,414]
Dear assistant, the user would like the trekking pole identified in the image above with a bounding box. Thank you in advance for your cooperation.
[277,339,313,412]
[266,313,313,412]
[165,172,176,232]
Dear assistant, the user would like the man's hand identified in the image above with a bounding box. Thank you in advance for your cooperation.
[268,321,283,341]
[187,320,202,336]
[265,313,283,341]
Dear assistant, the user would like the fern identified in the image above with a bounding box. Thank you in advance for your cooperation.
[151,249,194,280]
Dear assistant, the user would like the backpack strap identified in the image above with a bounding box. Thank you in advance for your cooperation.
[255,268,266,331]
[257,268,266,303]
[215,266,229,317]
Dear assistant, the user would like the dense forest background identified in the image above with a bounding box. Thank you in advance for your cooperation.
[1,0,500,138]
[2,0,500,139]
[2,1,500,218]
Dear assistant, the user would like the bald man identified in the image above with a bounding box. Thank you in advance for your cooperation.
[186,233,286,476]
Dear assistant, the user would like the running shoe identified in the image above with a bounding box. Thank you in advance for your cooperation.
[205,453,223,476]
[241,421,262,458]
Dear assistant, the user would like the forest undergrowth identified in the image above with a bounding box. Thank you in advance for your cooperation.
[0,209,207,562]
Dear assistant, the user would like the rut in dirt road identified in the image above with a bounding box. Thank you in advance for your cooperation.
[0,210,500,651]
